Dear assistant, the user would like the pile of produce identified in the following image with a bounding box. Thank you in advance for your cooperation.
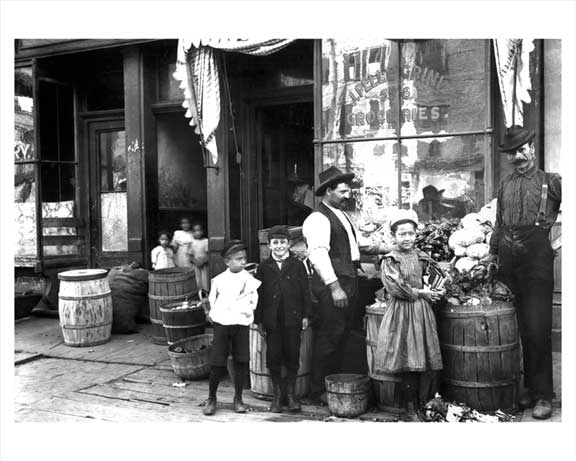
[171,343,209,354]
[421,394,515,423]
[443,200,514,305]
[415,218,460,262]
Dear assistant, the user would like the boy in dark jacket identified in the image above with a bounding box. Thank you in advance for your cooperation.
[254,225,312,413]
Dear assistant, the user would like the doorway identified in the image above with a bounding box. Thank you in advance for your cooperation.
[86,119,128,268]
[257,101,315,229]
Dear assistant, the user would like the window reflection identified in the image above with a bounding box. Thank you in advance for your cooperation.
[99,130,127,192]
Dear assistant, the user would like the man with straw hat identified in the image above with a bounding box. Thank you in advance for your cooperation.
[302,166,390,405]
[483,125,562,419]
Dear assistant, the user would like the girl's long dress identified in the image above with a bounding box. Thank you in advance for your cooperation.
[171,230,194,268]
[374,249,443,374]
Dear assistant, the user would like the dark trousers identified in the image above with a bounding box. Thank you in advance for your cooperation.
[265,326,301,382]
[309,275,358,397]
[499,228,555,401]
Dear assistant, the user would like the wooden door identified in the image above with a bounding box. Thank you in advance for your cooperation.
[87,119,129,268]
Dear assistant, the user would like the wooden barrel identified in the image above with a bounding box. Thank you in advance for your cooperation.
[365,304,403,410]
[249,324,312,400]
[325,373,370,418]
[148,268,197,345]
[58,269,112,347]
[160,297,207,345]
[438,300,520,411]
[167,334,213,380]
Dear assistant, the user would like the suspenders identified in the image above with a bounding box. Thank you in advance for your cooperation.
[535,174,548,227]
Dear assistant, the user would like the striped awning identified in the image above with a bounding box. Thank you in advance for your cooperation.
[173,39,294,164]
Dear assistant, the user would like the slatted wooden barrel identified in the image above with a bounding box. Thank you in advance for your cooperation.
[365,304,403,410]
[58,269,112,347]
[438,300,520,411]
[160,297,207,345]
[148,268,197,345]
[249,324,313,400]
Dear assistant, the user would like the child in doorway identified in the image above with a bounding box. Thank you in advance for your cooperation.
[203,240,261,416]
[374,209,445,421]
[189,222,210,291]
[254,226,312,413]
[171,217,194,269]
[151,230,176,270]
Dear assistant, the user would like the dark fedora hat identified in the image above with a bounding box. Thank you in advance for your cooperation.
[315,166,355,197]
[499,125,535,153]
[422,184,445,200]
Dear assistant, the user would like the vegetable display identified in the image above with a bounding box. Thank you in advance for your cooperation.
[414,218,461,262]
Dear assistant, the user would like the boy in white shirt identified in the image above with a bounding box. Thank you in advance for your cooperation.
[203,240,261,416]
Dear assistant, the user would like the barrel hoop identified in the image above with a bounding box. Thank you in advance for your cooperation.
[441,342,519,353]
[59,291,112,301]
[163,322,206,329]
[326,389,369,396]
[443,377,517,388]
[439,308,516,318]
[369,373,402,382]
[148,292,196,301]
[150,318,164,325]
[149,273,195,283]
[60,321,111,329]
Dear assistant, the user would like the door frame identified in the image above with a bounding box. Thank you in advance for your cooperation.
[82,114,129,268]
[243,85,314,258]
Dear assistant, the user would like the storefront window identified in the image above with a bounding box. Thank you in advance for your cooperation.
[320,39,491,231]
[15,66,38,259]
[39,80,81,257]
[322,39,399,140]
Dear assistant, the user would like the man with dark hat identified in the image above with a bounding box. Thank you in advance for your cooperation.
[254,225,312,412]
[302,166,390,404]
[483,125,562,419]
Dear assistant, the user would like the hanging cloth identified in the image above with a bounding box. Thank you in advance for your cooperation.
[493,38,535,127]
[173,39,294,164]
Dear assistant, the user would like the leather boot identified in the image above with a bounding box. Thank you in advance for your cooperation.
[285,381,301,412]
[270,383,283,413]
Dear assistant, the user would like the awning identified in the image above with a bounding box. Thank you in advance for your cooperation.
[493,39,535,128]
[172,39,294,164]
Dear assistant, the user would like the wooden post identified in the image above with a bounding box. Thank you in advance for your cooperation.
[122,46,149,265]
[207,78,230,278]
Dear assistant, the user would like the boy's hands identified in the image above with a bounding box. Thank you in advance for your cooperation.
[302,317,309,331]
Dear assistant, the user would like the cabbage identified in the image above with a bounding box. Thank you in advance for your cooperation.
[454,257,478,273]
[448,229,485,249]
[453,245,467,257]
[466,243,490,259]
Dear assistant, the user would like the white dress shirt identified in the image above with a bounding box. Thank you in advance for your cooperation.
[208,269,261,326]
[302,201,360,286]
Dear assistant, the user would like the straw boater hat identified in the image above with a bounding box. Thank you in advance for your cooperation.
[499,125,535,153]
[315,166,355,197]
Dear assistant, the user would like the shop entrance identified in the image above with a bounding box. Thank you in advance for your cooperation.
[256,100,314,229]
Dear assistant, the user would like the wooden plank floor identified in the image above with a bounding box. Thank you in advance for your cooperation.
[14,316,562,423]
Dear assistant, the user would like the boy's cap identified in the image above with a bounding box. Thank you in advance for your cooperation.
[221,240,247,258]
[268,225,290,241]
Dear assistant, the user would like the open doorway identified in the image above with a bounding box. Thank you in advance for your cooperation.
[257,101,314,229]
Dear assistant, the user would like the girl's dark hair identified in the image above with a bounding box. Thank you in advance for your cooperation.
[180,216,191,223]
[158,229,171,240]
[391,219,417,234]
[191,221,204,230]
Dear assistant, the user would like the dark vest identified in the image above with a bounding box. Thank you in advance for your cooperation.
[317,202,357,279]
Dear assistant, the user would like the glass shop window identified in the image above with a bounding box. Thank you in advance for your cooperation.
[15,66,38,259]
[320,39,491,236]
[38,80,81,256]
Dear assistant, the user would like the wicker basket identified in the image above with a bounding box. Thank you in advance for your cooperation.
[168,333,213,380]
